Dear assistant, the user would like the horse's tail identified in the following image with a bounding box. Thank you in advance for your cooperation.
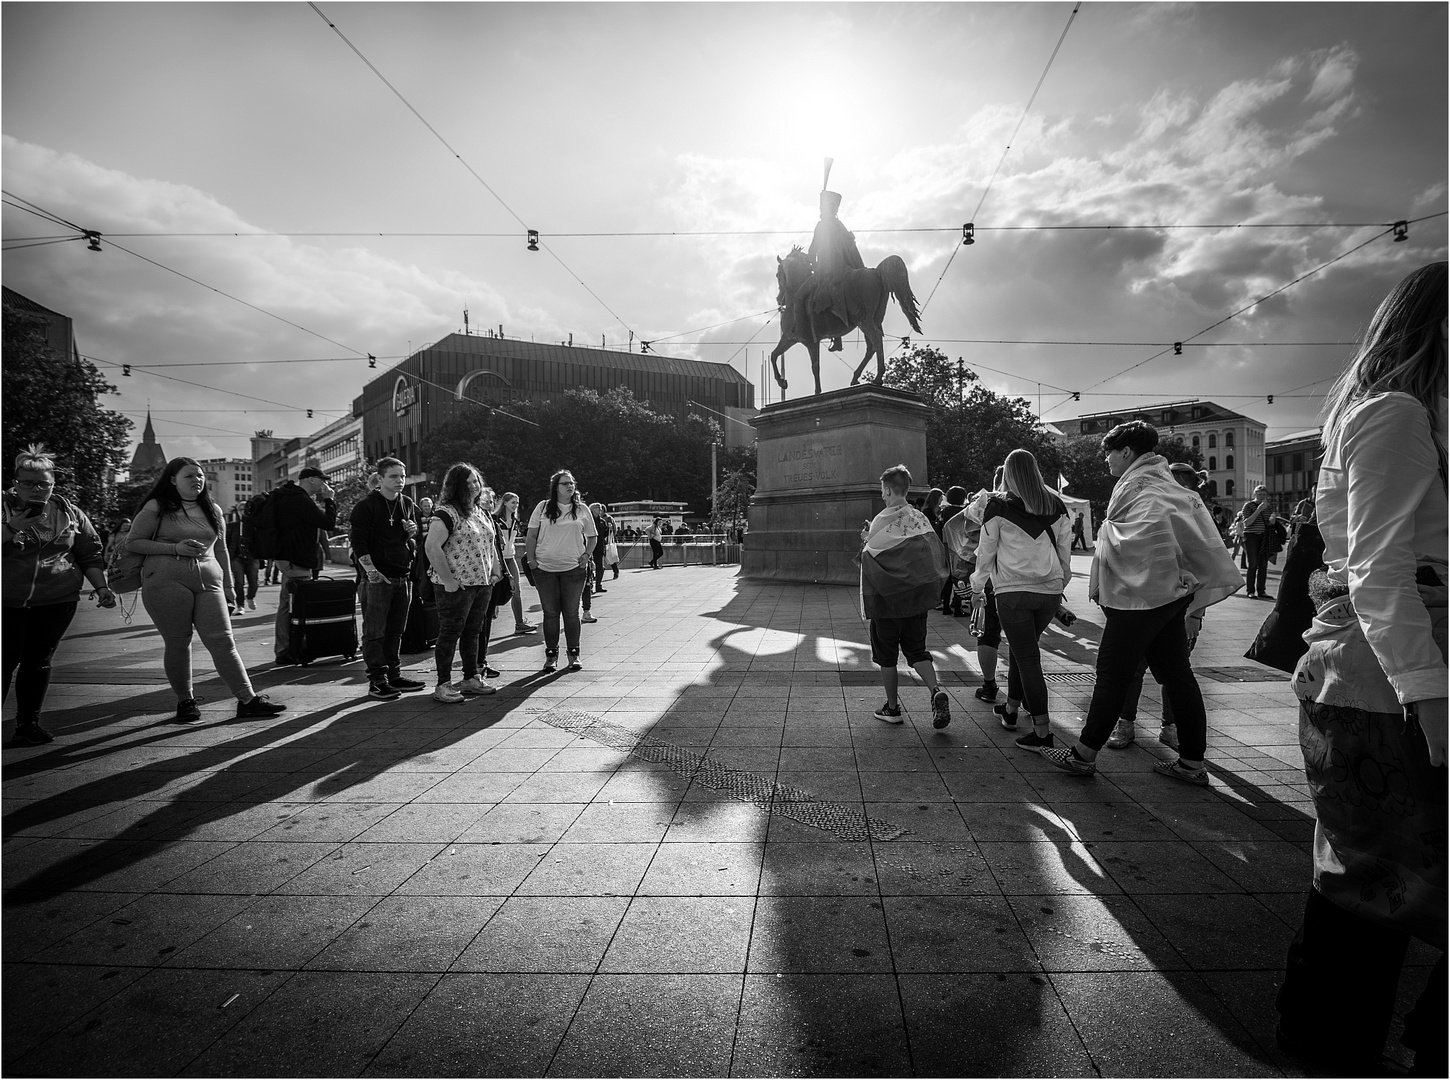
[877,255,922,335]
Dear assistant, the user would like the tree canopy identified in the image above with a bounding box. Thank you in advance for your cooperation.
[882,344,1059,494]
[420,386,723,514]
[2,309,132,516]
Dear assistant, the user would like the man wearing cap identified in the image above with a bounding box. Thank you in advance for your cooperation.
[809,189,865,352]
[271,466,337,663]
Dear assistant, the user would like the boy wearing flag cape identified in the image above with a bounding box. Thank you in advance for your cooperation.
[860,465,953,728]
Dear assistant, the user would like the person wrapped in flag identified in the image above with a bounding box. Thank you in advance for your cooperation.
[860,464,953,729]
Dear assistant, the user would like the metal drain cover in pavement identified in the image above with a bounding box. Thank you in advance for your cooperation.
[540,708,911,841]
[1043,671,1097,684]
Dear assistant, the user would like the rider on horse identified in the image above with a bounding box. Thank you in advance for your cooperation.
[809,189,865,352]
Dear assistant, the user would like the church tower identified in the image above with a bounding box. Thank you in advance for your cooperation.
[128,410,168,475]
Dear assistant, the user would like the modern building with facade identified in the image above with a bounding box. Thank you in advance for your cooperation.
[307,413,364,484]
[1073,399,1266,509]
[197,457,255,512]
[1265,428,1324,515]
[353,333,757,484]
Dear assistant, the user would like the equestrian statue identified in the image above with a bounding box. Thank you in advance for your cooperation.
[769,164,922,396]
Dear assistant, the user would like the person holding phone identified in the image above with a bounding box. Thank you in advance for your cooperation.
[2,444,114,745]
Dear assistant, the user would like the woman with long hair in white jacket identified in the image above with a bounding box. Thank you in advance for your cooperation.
[970,449,1072,752]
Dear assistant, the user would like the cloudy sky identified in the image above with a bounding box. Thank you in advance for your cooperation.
[3,2,1445,462]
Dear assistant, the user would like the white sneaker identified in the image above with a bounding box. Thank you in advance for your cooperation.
[457,676,496,696]
[581,613,598,623]
[246,598,257,611]
[1158,724,1179,750]
[432,684,465,704]
[1105,719,1136,749]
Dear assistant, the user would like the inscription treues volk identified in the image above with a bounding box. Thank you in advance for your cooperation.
[777,442,844,485]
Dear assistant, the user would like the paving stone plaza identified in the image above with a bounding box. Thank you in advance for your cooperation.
[2,558,1436,1076]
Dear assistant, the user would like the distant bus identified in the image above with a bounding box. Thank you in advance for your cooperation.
[607,500,689,533]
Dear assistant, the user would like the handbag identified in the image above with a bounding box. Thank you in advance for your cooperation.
[108,516,159,594]
[604,538,619,566]
[1292,571,1447,947]
[1244,522,1325,672]
[491,568,514,611]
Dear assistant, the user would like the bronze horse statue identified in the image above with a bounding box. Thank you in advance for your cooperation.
[769,247,922,396]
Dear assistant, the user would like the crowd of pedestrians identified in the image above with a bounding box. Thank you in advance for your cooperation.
[3,263,1443,1077]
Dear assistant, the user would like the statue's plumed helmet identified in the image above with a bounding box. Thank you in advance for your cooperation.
[819,190,842,214]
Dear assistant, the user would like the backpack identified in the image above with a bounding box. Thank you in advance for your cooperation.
[245,491,279,560]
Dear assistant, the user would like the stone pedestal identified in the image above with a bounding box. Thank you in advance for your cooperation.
[741,384,931,585]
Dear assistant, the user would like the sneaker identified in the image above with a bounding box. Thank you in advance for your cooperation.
[432,683,465,704]
[457,676,497,696]
[246,598,257,611]
[1158,724,1179,750]
[236,694,286,719]
[873,702,904,724]
[1153,759,1209,786]
[387,674,427,693]
[482,666,501,679]
[931,690,951,729]
[368,679,402,701]
[11,722,55,746]
[1041,745,1097,777]
[581,613,598,623]
[595,586,607,593]
[993,703,1019,731]
[974,683,999,702]
[567,654,583,672]
[542,653,558,674]
[175,698,202,724]
[1105,719,1136,749]
[514,624,539,635]
[1014,729,1056,751]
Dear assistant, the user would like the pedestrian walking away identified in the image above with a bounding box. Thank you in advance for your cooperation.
[970,449,1072,751]
[526,469,597,673]
[349,457,424,700]
[125,458,286,723]
[1040,421,1240,783]
[860,464,952,729]
[1273,261,1447,1079]
[3,445,117,745]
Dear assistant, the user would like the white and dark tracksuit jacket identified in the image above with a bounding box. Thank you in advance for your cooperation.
[969,492,1073,597]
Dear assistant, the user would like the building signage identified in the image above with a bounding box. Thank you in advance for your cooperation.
[392,376,418,417]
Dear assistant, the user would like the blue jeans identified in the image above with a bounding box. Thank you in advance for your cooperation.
[435,583,493,684]
[533,567,588,655]
[273,561,314,660]
[361,576,411,679]
[994,590,1060,717]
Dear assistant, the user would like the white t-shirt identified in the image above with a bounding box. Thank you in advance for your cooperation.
[527,500,598,573]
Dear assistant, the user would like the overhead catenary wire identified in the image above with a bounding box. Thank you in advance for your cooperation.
[307,1,635,340]
[1040,222,1405,421]
[90,355,350,416]
[23,219,1428,239]
[921,1,1081,316]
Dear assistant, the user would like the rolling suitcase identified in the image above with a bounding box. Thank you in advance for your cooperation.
[401,594,439,653]
[285,576,358,665]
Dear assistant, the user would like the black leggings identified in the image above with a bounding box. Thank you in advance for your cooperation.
[3,601,79,724]
[1244,533,1269,594]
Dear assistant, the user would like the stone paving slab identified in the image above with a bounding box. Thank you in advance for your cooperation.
[2,558,1437,1076]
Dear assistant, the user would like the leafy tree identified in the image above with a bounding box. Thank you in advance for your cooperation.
[882,345,1058,492]
[420,386,723,514]
[2,310,132,516]
[712,467,755,530]
[112,467,162,521]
